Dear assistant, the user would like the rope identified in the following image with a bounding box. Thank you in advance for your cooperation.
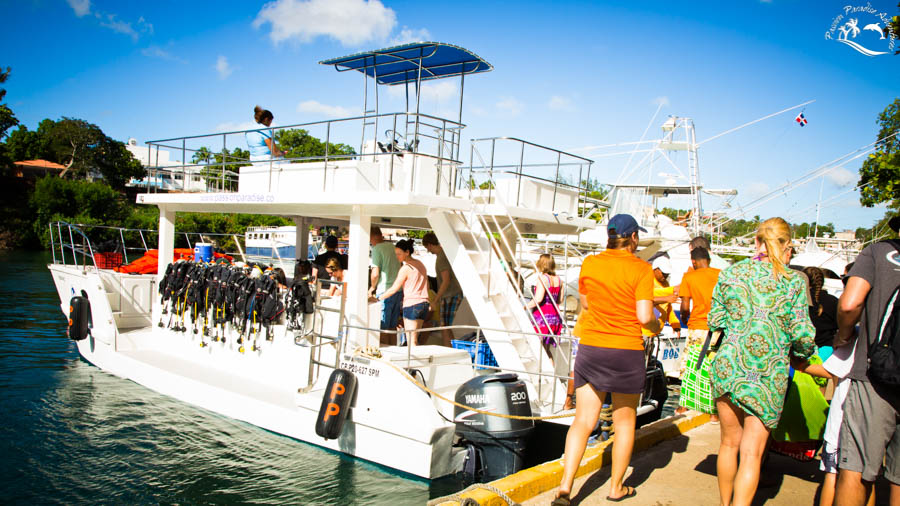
[426,483,521,506]
[354,348,575,421]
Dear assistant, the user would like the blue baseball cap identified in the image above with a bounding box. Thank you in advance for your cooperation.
[607,214,647,237]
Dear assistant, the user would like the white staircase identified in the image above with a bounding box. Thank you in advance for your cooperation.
[428,204,566,411]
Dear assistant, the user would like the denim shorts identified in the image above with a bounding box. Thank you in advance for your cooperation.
[402,301,430,321]
[379,292,403,330]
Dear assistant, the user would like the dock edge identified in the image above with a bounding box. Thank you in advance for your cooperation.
[430,412,711,506]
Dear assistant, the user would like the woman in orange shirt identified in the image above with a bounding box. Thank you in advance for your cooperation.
[554,214,661,505]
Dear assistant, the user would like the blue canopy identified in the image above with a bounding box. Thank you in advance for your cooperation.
[319,42,492,86]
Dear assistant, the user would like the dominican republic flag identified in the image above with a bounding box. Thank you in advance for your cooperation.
[795,113,808,127]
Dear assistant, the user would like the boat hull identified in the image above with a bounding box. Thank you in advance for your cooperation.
[51,264,467,479]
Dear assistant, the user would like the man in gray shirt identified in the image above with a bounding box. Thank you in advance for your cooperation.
[834,216,900,505]
[423,233,462,346]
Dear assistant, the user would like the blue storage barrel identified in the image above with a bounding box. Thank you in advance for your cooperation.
[194,243,213,262]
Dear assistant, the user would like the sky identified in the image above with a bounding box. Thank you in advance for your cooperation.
[2,0,899,231]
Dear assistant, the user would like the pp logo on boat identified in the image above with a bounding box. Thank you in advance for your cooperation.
[825,4,897,57]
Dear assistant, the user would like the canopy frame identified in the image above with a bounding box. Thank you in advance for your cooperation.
[320,42,492,159]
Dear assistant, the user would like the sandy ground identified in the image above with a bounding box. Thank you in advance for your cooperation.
[523,422,839,506]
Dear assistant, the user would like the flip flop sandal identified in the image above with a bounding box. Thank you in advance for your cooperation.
[550,494,571,506]
[606,487,637,502]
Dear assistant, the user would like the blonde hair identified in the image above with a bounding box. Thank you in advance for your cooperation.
[325,257,342,272]
[756,217,792,279]
[535,254,556,275]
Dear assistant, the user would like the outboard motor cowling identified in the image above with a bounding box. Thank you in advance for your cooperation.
[454,373,534,480]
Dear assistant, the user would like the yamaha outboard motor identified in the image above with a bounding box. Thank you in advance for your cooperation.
[454,373,534,481]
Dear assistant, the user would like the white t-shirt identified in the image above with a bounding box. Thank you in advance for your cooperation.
[821,344,856,452]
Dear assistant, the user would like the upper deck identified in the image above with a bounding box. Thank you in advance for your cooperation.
[137,42,599,234]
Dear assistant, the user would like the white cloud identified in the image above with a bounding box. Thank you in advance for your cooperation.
[826,167,857,188]
[254,0,396,46]
[215,55,233,79]
[66,0,90,17]
[548,95,575,112]
[653,96,670,107]
[137,16,154,35]
[100,14,138,41]
[745,182,770,198]
[215,121,260,133]
[85,11,153,42]
[496,96,524,116]
[297,100,360,118]
[389,26,430,46]
[141,46,186,63]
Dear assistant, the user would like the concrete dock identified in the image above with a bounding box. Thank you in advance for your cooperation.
[430,413,870,506]
[523,422,825,505]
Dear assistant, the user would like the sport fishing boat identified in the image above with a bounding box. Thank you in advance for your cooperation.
[243,225,321,269]
[533,116,737,378]
[46,42,672,480]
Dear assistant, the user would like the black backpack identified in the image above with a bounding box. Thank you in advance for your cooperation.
[867,241,900,388]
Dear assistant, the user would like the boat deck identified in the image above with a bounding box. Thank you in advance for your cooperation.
[117,347,299,409]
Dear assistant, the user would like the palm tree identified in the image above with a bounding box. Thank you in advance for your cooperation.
[192,146,212,165]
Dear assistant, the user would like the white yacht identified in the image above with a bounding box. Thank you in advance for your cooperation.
[45,43,671,480]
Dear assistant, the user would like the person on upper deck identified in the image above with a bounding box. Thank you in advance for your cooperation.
[553,214,661,505]
[371,239,430,347]
[707,217,816,506]
[246,105,286,161]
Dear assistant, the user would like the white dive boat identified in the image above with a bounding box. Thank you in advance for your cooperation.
[244,225,320,270]
[46,42,672,480]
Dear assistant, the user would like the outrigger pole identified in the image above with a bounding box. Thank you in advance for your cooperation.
[697,99,816,146]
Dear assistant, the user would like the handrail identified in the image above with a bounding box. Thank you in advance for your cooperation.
[46,221,271,270]
[466,137,602,219]
[469,136,593,164]
[147,111,464,144]
[49,221,98,270]
[141,111,467,195]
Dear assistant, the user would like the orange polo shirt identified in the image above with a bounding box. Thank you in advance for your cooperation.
[574,249,654,351]
[679,267,720,330]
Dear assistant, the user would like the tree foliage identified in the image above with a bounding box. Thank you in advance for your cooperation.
[0,66,17,150]
[1,117,145,188]
[29,176,131,247]
[275,128,355,159]
[858,98,900,209]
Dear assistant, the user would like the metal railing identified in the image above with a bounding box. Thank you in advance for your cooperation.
[141,111,464,195]
[463,137,606,218]
[339,322,580,414]
[47,221,303,271]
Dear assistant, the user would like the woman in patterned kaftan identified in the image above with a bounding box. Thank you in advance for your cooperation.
[707,217,816,506]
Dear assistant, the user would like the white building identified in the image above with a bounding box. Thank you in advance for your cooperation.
[125,138,208,192]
